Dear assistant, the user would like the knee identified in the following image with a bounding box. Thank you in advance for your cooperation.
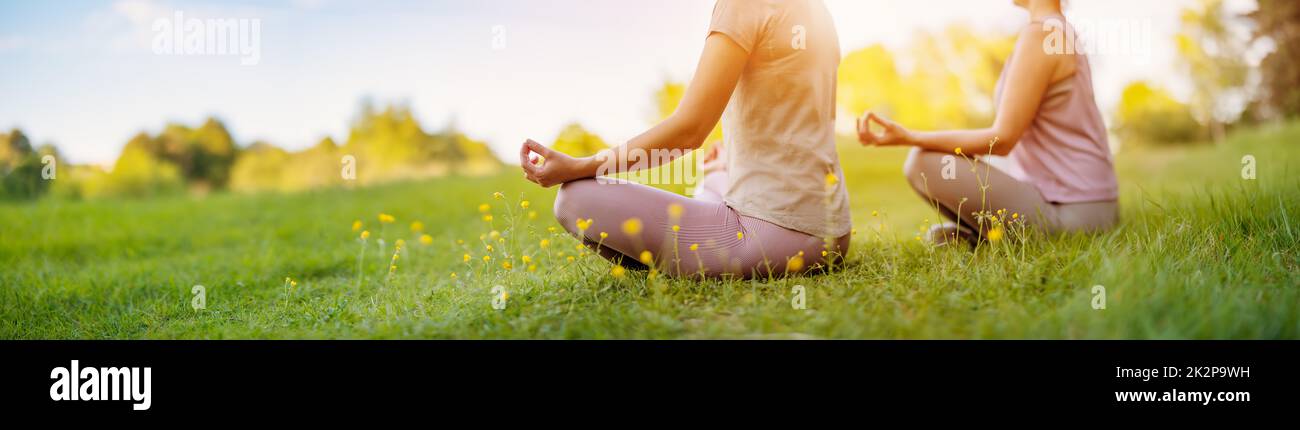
[553,178,600,231]
[902,147,944,191]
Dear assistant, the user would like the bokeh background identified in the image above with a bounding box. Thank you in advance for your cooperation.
[1,0,1293,199]
[3,0,1298,339]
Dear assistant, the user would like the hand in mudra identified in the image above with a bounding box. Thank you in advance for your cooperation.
[519,139,593,188]
[856,112,912,147]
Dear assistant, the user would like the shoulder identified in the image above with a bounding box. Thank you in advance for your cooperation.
[1011,20,1068,66]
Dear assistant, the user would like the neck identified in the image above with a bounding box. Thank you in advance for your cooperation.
[1027,0,1062,21]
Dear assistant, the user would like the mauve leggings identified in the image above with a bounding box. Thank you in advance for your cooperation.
[553,173,850,279]
[902,148,1119,234]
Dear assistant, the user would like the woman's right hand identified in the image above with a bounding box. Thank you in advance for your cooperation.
[857,112,913,147]
[519,139,595,188]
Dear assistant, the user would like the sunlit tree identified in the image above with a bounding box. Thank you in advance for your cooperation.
[1175,0,1253,142]
[1113,81,1203,146]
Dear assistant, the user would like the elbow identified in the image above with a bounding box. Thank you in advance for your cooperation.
[988,128,1021,156]
[989,141,1017,156]
[668,114,713,151]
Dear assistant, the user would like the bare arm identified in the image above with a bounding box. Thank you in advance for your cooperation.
[520,33,749,187]
[858,25,1061,156]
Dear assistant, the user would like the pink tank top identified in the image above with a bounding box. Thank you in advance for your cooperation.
[994,18,1119,203]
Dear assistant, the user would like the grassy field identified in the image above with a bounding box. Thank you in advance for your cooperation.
[2,123,1298,339]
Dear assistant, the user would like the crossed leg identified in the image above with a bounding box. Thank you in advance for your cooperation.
[553,177,848,279]
[902,147,1118,236]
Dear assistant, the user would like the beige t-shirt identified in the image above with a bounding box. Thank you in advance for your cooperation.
[710,0,851,239]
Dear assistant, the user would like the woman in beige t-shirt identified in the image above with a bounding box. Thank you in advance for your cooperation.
[519,0,851,278]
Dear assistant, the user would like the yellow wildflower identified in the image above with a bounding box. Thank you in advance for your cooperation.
[482,215,494,222]
[736,231,744,240]
[360,230,370,240]
[351,220,362,231]
[599,232,609,240]
[825,172,838,187]
[378,213,395,224]
[478,203,491,213]
[954,147,963,155]
[672,225,680,232]
[988,227,1005,242]
[483,255,492,262]
[489,230,501,240]
[787,254,804,273]
[540,239,550,248]
[463,254,471,263]
[420,234,433,245]
[611,266,626,278]
[639,250,653,265]
[410,221,424,232]
[690,244,699,252]
[520,200,531,209]
[667,203,684,218]
[502,261,512,270]
[521,255,532,264]
[622,218,643,236]
[493,192,504,200]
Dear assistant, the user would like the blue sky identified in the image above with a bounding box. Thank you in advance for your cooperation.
[1,0,1200,165]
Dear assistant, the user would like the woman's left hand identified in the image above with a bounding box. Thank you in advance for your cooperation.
[519,139,593,188]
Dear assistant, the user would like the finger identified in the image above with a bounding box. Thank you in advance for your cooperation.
[855,116,872,144]
[525,139,552,160]
[519,141,539,173]
[867,112,896,130]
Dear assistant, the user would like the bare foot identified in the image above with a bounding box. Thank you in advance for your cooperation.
[925,223,976,247]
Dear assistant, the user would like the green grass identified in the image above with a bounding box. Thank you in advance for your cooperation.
[2,123,1298,339]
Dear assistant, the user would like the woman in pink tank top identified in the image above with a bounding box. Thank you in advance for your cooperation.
[856,0,1119,244]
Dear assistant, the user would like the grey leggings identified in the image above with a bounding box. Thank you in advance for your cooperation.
[553,175,850,279]
[903,148,1119,235]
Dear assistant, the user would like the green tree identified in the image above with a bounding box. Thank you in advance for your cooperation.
[1249,0,1300,118]
[343,102,498,182]
[105,133,184,198]
[550,122,608,157]
[229,141,291,192]
[838,27,1015,130]
[1113,81,1203,146]
[1175,0,1252,141]
[0,128,52,200]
